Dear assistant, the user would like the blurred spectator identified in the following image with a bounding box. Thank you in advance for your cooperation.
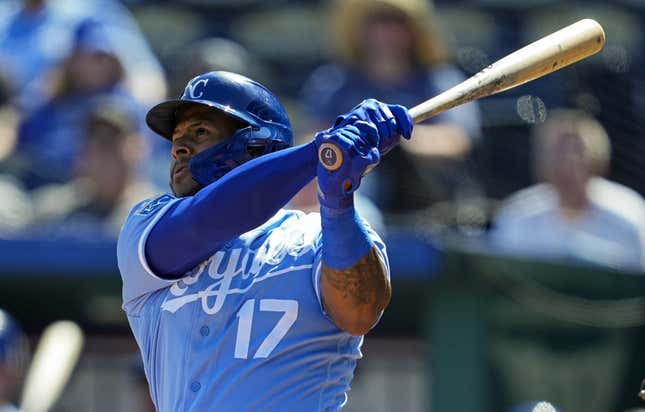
[0,175,33,238]
[168,37,270,98]
[0,0,166,110]
[0,73,19,165]
[14,19,150,190]
[30,97,157,239]
[491,109,645,271]
[300,0,481,217]
[0,70,33,238]
[0,308,28,412]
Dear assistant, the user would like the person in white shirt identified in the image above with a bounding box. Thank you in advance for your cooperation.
[490,109,645,271]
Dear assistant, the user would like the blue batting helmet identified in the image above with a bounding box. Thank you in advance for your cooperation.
[0,308,28,371]
[146,71,293,186]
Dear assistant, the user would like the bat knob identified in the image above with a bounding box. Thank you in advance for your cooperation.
[318,142,343,171]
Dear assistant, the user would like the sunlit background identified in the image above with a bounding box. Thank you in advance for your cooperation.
[0,0,644,411]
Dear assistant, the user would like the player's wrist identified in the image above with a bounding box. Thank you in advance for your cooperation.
[320,204,373,270]
[317,185,354,210]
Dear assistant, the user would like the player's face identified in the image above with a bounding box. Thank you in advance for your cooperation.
[170,105,241,197]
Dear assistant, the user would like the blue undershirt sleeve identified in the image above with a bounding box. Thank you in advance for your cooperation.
[145,142,318,278]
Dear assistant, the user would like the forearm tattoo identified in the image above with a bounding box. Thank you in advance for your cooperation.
[322,247,390,310]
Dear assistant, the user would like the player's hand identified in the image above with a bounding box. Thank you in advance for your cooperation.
[315,122,380,209]
[333,98,413,156]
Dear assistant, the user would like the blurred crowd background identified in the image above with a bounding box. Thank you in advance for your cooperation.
[0,0,644,411]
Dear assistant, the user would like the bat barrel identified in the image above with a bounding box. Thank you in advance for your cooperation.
[409,19,606,124]
[319,19,605,173]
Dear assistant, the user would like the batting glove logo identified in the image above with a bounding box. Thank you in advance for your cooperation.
[318,143,343,171]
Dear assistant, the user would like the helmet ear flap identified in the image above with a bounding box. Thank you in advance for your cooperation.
[271,140,290,153]
[245,139,283,158]
[246,143,266,158]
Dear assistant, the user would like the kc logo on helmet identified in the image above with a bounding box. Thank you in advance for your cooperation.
[185,78,209,99]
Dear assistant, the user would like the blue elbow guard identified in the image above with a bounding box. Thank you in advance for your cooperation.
[320,204,374,270]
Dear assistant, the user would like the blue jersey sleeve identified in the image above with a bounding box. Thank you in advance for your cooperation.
[145,142,318,278]
[311,216,390,326]
[117,194,181,306]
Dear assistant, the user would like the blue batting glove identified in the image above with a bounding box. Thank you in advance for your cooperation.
[315,122,380,210]
[333,98,413,155]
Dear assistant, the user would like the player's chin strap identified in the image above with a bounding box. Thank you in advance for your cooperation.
[189,126,289,187]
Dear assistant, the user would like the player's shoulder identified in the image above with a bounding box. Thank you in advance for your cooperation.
[120,193,177,231]
[133,193,176,215]
[280,208,385,246]
[117,193,178,266]
[248,209,322,252]
[280,207,382,234]
[269,209,321,233]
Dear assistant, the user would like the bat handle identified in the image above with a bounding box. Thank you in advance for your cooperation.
[318,104,426,173]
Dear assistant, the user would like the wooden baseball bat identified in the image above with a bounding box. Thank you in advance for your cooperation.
[409,18,605,122]
[20,321,84,412]
[318,19,606,172]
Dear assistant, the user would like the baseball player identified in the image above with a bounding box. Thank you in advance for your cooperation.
[117,71,412,411]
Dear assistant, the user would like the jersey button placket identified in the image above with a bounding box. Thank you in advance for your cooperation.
[191,381,201,392]
[200,325,210,336]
